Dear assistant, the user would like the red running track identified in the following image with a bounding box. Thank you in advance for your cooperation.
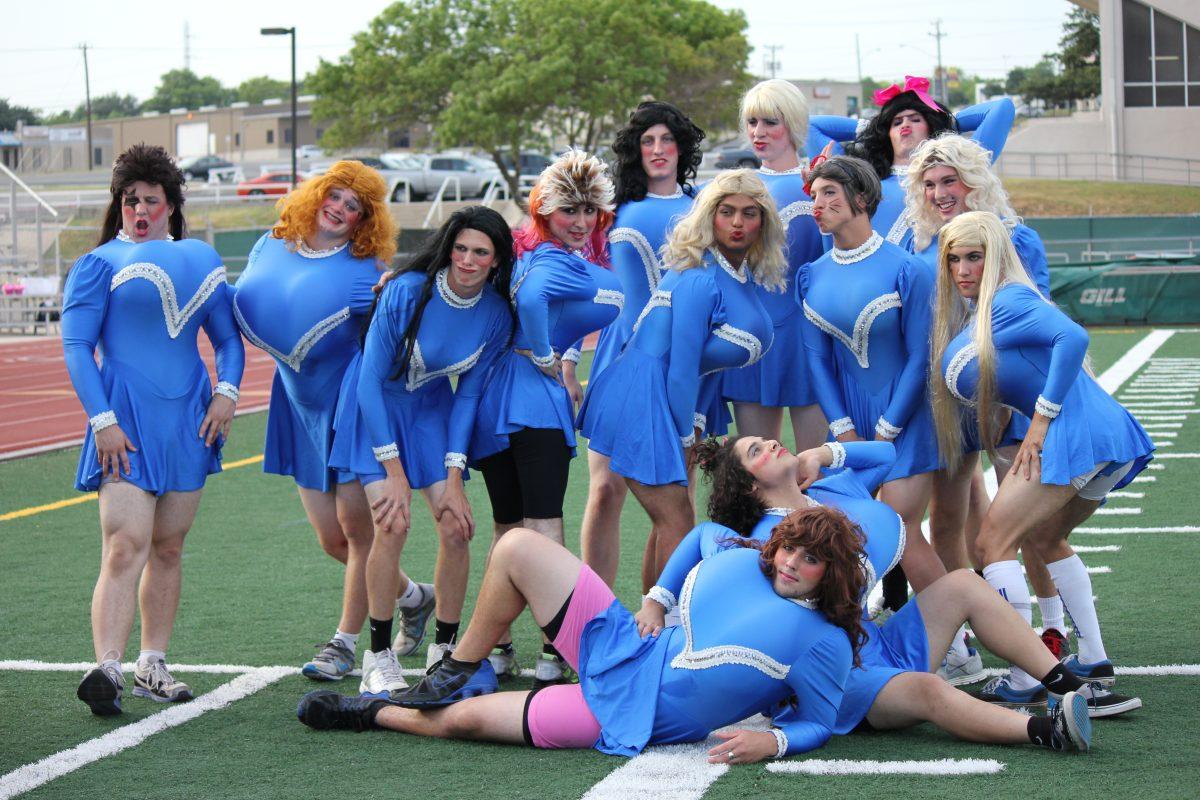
[0,336,277,460]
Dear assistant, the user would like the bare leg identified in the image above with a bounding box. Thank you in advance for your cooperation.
[487,521,523,646]
[362,480,410,623]
[138,489,203,652]
[788,403,827,453]
[927,454,979,572]
[866,672,1031,743]
[92,482,157,661]
[423,482,471,625]
[879,472,943,594]
[978,474,1076,566]
[732,402,783,442]
[375,690,531,744]
[580,450,629,587]
[298,487,349,565]
[1023,546,1056,604]
[523,516,564,544]
[626,479,694,594]
[334,480,374,635]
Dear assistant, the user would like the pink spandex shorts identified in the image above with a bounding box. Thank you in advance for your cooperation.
[524,564,615,749]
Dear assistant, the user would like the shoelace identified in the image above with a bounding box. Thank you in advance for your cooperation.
[140,659,174,689]
[376,652,404,684]
[313,642,348,664]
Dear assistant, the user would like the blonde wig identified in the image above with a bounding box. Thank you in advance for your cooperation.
[929,211,1041,472]
[741,79,809,152]
[514,148,615,264]
[663,168,787,291]
[905,134,1020,252]
[272,160,397,264]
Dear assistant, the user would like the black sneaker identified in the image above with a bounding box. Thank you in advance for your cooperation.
[1041,690,1091,753]
[77,664,124,716]
[1075,681,1142,718]
[391,656,498,709]
[297,690,387,731]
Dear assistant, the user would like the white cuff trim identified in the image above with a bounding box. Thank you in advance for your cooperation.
[89,410,117,434]
[829,417,855,437]
[213,381,240,403]
[770,728,788,759]
[444,452,467,470]
[562,347,582,364]
[531,350,556,368]
[646,585,677,613]
[824,441,847,470]
[1035,395,1062,419]
[681,430,697,449]
[693,412,707,433]
[875,417,902,441]
[372,443,399,463]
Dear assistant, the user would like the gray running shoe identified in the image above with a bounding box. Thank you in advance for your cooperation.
[531,653,577,691]
[936,647,987,686]
[302,641,356,682]
[488,646,521,682]
[393,583,436,657]
[77,663,124,716]
[133,659,194,703]
[426,642,455,670]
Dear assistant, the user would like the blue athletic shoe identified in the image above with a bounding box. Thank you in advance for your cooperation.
[1061,654,1116,687]
[1046,691,1091,753]
[390,655,498,709]
[974,674,1048,709]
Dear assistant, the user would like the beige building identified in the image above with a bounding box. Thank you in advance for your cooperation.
[790,79,862,118]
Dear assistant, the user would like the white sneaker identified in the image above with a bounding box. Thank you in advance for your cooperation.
[488,646,521,681]
[133,658,194,703]
[425,642,455,670]
[936,647,987,686]
[359,649,407,697]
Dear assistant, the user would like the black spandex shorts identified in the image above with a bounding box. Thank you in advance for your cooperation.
[477,427,571,523]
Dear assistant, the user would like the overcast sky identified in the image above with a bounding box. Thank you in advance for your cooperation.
[2,0,1079,115]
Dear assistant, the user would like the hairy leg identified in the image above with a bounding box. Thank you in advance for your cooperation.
[375,689,530,744]
[580,450,629,587]
[334,480,374,635]
[866,672,1030,743]
[732,402,783,442]
[788,403,827,454]
[92,482,158,662]
[927,455,980,572]
[138,489,203,652]
[362,479,411,622]
[298,486,349,565]
[626,479,694,594]
[422,482,471,625]
[879,472,943,593]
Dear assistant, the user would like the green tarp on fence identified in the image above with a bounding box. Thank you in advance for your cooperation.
[1050,255,1200,326]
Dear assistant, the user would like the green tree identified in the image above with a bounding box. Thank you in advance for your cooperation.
[1055,7,1100,102]
[0,98,40,130]
[236,75,300,105]
[309,0,750,203]
[143,69,233,112]
[45,93,140,124]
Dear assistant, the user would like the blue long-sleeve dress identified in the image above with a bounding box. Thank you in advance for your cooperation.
[722,168,825,409]
[579,546,851,757]
[940,284,1154,489]
[579,249,774,486]
[592,189,693,380]
[62,236,245,494]
[233,235,380,492]
[807,99,1016,246]
[329,269,511,488]
[798,234,938,482]
[471,242,623,461]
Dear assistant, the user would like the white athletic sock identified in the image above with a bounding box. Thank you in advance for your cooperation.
[333,630,358,653]
[983,560,1040,691]
[948,624,971,658]
[1046,554,1108,664]
[1037,595,1066,634]
[396,579,427,610]
[137,649,165,667]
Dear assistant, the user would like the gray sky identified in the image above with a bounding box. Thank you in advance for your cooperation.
[3,0,1078,115]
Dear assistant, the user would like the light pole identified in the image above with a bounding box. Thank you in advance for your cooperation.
[260,26,297,189]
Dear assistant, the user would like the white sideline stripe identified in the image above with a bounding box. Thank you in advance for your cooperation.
[1122,402,1197,408]
[1072,545,1121,553]
[1131,476,1156,483]
[1097,330,1175,393]
[1147,463,1166,469]
[580,744,728,800]
[1141,423,1183,429]
[1094,507,1140,515]
[0,660,301,674]
[1148,452,1200,458]
[1075,526,1200,534]
[978,665,1200,677]
[1146,431,1178,437]
[1107,491,1145,498]
[1024,565,1109,575]
[0,667,291,800]
[766,758,1005,776]
[1155,441,1176,447]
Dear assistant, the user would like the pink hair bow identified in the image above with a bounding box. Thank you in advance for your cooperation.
[873,76,939,110]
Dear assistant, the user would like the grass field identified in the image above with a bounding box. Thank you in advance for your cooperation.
[1,327,1198,799]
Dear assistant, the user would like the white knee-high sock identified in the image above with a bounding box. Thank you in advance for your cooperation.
[983,560,1039,690]
[1046,554,1108,664]
[1037,594,1066,634]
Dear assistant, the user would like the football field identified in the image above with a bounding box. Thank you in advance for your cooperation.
[1,327,1198,799]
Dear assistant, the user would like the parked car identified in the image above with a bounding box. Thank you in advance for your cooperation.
[178,155,235,182]
[711,146,760,170]
[493,151,553,178]
[394,154,503,201]
[237,171,300,197]
[297,144,325,161]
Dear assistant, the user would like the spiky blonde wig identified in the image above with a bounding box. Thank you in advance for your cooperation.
[741,79,809,152]
[514,148,615,264]
[271,160,397,264]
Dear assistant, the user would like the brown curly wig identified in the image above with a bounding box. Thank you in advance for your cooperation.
[99,143,187,246]
[759,506,868,665]
[271,160,397,264]
[694,436,766,538]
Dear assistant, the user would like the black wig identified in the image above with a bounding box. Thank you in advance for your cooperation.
[611,101,705,206]
[846,92,956,181]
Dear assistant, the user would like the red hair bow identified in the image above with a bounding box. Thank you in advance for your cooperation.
[873,76,940,111]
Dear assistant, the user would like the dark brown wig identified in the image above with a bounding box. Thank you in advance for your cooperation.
[98,143,187,245]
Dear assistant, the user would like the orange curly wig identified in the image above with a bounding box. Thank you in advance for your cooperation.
[271,160,398,264]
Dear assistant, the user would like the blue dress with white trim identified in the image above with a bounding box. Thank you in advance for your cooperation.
[62,236,245,494]
[329,269,511,489]
[579,249,774,486]
[592,189,694,380]
[470,242,623,461]
[233,235,380,492]
[579,547,851,757]
[941,283,1154,489]
[722,168,824,408]
[807,99,1016,246]
[798,234,938,482]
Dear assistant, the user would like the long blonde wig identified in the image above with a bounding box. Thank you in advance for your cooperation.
[663,169,787,291]
[272,160,397,264]
[929,211,1041,472]
[741,79,809,152]
[905,134,1019,252]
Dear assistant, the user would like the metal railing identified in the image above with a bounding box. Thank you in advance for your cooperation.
[422,177,463,228]
[481,180,510,207]
[996,151,1200,187]
[1044,235,1200,264]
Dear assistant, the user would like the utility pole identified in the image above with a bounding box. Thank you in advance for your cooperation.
[929,19,946,105]
[184,21,191,70]
[81,43,93,171]
[764,45,782,79]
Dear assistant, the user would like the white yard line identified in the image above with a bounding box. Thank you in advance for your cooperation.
[766,759,1005,776]
[1094,508,1140,515]
[1131,476,1156,483]
[1072,545,1121,553]
[1107,491,1145,498]
[0,667,292,800]
[580,744,728,800]
[1097,330,1176,393]
[1147,452,1200,458]
[1075,526,1200,534]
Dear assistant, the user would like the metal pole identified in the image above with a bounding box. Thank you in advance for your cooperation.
[290,28,298,190]
[35,203,42,271]
[81,44,93,171]
[930,20,946,104]
[10,182,16,263]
